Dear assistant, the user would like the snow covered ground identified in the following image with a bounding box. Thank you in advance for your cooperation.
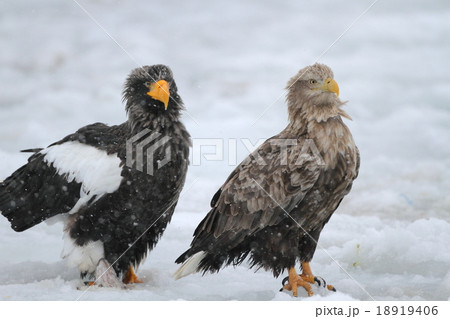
[1,0,449,301]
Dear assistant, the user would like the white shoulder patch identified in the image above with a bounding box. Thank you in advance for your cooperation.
[41,141,123,213]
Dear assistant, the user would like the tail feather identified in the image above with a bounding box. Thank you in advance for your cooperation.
[173,251,206,280]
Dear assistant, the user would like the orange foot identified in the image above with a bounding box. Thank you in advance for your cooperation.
[122,266,143,284]
[280,262,336,297]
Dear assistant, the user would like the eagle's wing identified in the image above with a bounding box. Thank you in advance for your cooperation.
[193,135,323,243]
[0,123,124,232]
[0,152,82,231]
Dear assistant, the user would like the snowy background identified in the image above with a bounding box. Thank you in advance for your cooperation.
[1,0,449,301]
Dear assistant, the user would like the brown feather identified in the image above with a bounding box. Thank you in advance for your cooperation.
[176,63,360,278]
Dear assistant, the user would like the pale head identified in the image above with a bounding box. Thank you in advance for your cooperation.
[286,63,348,124]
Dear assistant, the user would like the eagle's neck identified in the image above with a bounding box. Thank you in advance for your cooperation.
[126,103,180,136]
[286,101,356,169]
[288,99,350,129]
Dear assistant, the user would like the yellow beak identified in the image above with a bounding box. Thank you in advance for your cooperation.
[319,78,339,96]
[147,80,170,110]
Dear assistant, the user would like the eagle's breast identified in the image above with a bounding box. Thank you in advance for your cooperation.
[308,117,358,175]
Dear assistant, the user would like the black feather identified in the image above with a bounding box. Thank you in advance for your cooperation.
[0,64,191,279]
[20,148,44,153]
[0,154,81,232]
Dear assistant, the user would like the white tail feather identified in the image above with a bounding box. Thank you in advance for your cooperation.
[173,251,206,280]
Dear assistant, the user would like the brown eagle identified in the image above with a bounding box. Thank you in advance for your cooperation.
[175,63,359,297]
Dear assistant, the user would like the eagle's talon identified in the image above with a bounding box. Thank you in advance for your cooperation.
[327,285,337,292]
[314,276,321,286]
[282,276,289,286]
[314,276,326,288]
[282,267,315,297]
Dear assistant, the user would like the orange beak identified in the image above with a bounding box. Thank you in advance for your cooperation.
[147,80,170,110]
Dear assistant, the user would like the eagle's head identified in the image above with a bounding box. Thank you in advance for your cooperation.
[123,64,184,129]
[286,63,349,124]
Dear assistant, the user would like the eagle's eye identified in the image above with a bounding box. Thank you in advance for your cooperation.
[144,81,151,87]
[309,79,317,85]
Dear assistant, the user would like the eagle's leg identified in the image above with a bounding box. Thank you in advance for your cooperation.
[300,261,315,284]
[81,272,96,286]
[282,267,314,297]
[122,266,143,284]
[300,261,336,292]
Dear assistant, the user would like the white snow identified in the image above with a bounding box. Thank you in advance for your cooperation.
[1,0,450,301]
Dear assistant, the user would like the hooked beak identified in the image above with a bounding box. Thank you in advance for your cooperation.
[147,80,170,110]
[318,78,339,96]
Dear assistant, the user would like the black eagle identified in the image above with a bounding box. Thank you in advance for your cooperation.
[0,64,191,286]
[175,63,359,297]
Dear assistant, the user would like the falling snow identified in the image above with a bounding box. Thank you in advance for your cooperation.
[1,0,450,301]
